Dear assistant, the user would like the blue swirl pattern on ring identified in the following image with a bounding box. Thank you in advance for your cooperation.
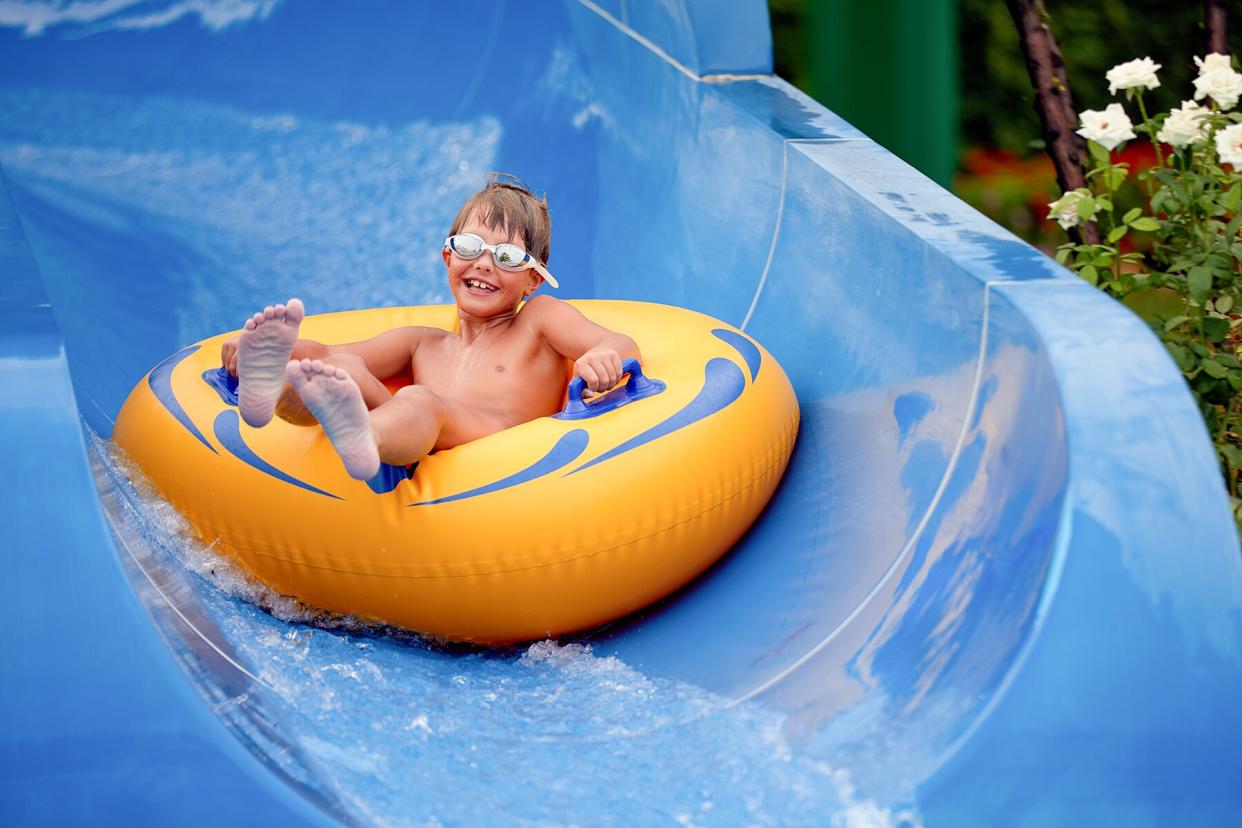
[711,328,761,382]
[567,357,745,476]
[150,344,217,454]
[213,410,341,499]
[408,429,590,506]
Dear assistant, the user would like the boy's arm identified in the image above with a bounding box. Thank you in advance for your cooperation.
[526,295,641,393]
[222,326,428,380]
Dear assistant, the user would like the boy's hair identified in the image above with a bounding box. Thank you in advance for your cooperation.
[448,173,551,266]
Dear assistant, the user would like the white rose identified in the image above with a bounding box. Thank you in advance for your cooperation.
[1216,124,1242,167]
[1076,103,1137,150]
[1156,100,1210,148]
[1048,189,1087,230]
[1106,57,1161,94]
[1194,53,1234,75]
[1193,66,1242,110]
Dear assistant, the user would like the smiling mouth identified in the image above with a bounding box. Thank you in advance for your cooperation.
[464,278,498,294]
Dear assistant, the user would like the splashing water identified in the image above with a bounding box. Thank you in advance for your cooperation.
[89,430,918,827]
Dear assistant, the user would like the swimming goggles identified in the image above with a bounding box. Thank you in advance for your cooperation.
[444,233,559,289]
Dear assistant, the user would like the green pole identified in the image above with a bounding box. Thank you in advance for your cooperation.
[805,0,959,188]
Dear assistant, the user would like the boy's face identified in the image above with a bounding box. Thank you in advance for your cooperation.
[443,211,543,318]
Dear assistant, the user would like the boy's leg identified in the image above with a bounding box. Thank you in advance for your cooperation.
[274,352,393,425]
[366,385,502,464]
[285,359,504,479]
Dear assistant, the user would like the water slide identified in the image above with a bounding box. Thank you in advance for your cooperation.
[3,2,1241,824]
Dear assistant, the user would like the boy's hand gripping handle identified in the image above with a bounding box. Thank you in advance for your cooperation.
[557,358,665,420]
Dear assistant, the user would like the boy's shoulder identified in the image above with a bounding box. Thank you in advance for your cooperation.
[521,294,560,311]
[516,293,562,323]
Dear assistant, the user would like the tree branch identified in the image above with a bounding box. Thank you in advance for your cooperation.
[1005,0,1100,245]
[1206,0,1228,56]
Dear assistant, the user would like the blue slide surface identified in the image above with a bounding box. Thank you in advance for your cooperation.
[2,2,1240,825]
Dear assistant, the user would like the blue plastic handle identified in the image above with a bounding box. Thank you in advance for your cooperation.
[557,358,665,420]
[202,365,240,406]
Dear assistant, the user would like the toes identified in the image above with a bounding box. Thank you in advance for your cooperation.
[285,360,304,387]
[262,305,276,320]
[244,318,257,331]
[286,298,305,324]
[273,303,286,320]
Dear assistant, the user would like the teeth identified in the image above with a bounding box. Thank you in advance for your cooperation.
[466,279,496,292]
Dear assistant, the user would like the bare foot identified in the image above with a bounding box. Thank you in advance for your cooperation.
[237,298,304,427]
[286,358,380,480]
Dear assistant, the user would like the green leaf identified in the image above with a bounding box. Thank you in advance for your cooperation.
[1129,217,1161,232]
[1107,226,1129,244]
[1189,266,1213,304]
[1226,213,1242,239]
[1221,444,1242,471]
[1166,342,1193,371]
[1163,315,1192,332]
[1223,185,1242,213]
[1079,264,1099,285]
[1217,294,1235,313]
[1201,359,1228,378]
[1122,207,1143,224]
[1216,353,1241,369]
[1088,141,1111,165]
[1205,316,1230,343]
[1054,247,1071,265]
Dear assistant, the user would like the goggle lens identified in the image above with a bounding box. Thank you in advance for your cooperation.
[492,244,528,270]
[449,234,484,259]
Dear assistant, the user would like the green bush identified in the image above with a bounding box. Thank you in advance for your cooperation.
[1048,57,1242,529]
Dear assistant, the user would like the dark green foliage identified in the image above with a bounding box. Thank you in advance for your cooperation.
[960,1,1220,156]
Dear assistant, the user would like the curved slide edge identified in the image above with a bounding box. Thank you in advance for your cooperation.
[0,165,339,826]
[921,280,1242,823]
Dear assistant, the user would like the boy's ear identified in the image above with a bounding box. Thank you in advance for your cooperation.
[442,247,451,268]
[523,271,542,296]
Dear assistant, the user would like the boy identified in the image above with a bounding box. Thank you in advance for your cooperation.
[221,175,639,481]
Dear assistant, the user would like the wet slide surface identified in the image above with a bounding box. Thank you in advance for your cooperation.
[2,2,1241,825]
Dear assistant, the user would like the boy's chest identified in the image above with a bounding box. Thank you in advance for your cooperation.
[410,333,563,405]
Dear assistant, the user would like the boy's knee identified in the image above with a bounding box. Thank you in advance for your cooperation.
[394,384,446,421]
[395,384,437,406]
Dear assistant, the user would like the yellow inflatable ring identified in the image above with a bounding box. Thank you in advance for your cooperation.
[114,300,799,644]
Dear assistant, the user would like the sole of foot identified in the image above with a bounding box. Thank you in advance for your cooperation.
[286,358,380,480]
[237,298,304,427]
